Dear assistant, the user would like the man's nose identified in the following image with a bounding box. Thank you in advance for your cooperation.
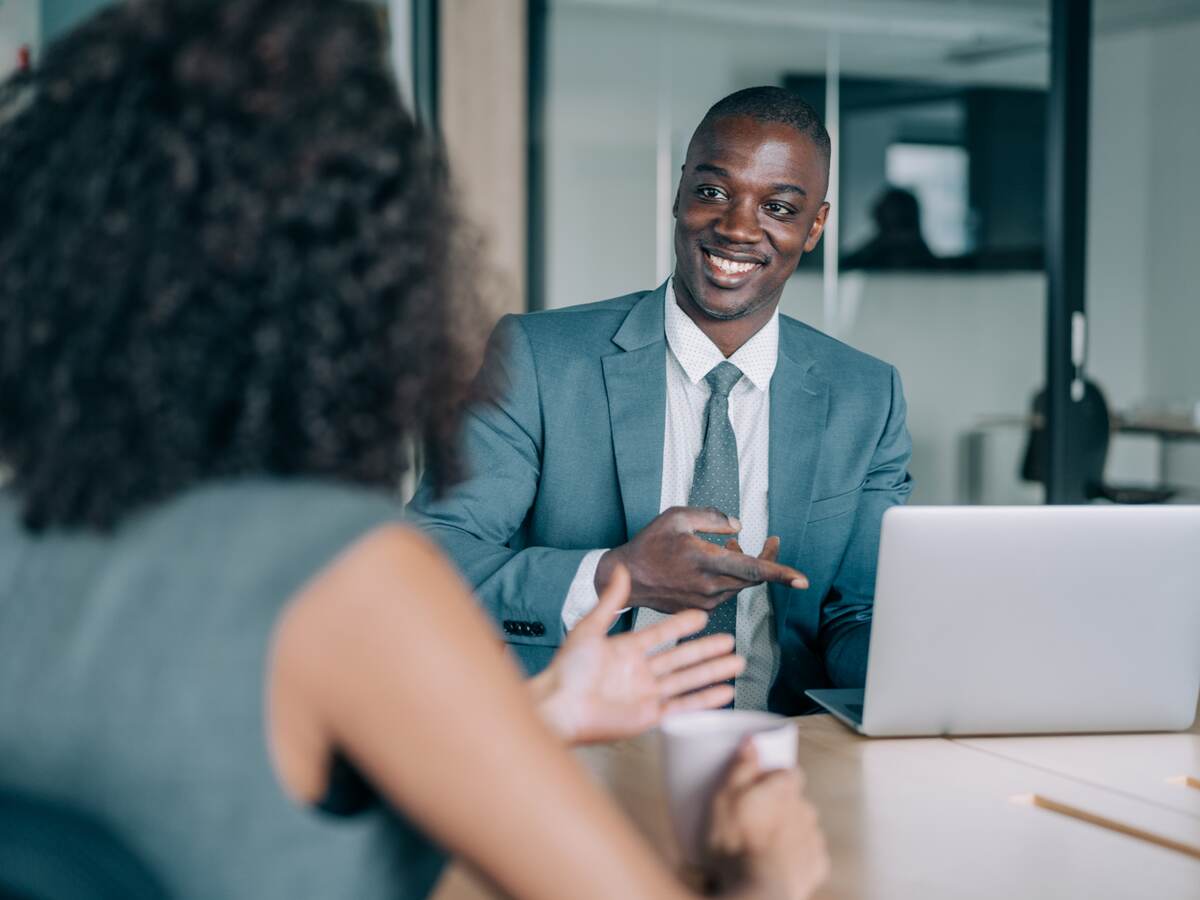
[713,199,763,245]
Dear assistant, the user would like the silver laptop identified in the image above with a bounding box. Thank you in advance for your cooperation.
[807,505,1200,736]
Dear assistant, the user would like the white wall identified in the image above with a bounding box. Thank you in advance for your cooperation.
[1085,29,1151,411]
[1086,20,1200,488]
[779,271,1046,505]
[543,2,1200,501]
[1145,20,1200,407]
[1143,19,1200,486]
[544,5,661,306]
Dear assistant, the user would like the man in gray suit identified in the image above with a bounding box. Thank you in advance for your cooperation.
[410,86,912,714]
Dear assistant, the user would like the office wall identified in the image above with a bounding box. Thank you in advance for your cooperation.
[543,4,660,307]
[1145,19,1200,407]
[779,272,1046,506]
[1086,28,1151,413]
[1144,19,1200,485]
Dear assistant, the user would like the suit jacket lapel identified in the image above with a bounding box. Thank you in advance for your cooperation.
[603,284,668,540]
[768,321,830,630]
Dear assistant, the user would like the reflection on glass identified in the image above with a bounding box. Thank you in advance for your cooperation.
[787,75,1046,272]
[885,144,968,258]
[842,186,938,271]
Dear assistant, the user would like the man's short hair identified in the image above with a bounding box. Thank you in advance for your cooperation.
[699,86,831,162]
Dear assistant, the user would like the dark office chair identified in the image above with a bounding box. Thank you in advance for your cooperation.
[1020,380,1178,504]
[0,789,166,900]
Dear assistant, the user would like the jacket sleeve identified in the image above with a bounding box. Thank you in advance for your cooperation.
[407,314,589,656]
[818,365,913,687]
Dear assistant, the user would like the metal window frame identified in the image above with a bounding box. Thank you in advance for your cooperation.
[1044,0,1093,504]
[527,0,549,311]
[411,0,439,132]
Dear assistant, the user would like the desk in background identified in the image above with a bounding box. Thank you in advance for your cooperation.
[433,702,1200,900]
[961,411,1200,505]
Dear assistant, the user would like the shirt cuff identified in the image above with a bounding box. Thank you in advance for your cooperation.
[561,548,610,631]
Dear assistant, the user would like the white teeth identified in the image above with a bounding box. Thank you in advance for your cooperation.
[707,251,758,275]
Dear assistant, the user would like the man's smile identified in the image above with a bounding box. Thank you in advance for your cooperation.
[702,246,765,287]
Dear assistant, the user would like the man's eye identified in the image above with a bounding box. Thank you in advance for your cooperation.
[697,186,725,200]
[764,202,795,215]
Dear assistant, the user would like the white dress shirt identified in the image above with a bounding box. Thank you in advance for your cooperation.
[562,281,781,710]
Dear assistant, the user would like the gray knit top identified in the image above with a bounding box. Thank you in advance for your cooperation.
[0,479,446,899]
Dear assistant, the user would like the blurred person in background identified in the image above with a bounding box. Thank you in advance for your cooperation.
[0,1,827,898]
[841,186,936,271]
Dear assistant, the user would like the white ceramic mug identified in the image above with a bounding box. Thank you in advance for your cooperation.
[659,710,799,864]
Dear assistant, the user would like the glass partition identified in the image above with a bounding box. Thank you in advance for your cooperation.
[540,0,1052,504]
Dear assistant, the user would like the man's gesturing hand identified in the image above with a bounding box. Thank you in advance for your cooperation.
[593,506,809,615]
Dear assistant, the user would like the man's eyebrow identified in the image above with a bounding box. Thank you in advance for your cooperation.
[693,164,808,198]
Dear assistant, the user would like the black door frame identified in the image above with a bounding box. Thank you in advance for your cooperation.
[411,0,439,131]
[527,0,549,311]
[1044,0,1093,503]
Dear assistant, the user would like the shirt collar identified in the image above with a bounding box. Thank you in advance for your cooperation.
[664,277,779,391]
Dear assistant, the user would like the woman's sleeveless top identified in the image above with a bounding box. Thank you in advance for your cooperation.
[0,479,446,899]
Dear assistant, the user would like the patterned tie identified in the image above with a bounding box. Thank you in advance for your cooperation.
[687,361,743,642]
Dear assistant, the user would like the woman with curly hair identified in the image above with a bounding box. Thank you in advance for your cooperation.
[0,1,828,898]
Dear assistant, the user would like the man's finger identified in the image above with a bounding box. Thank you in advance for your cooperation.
[673,506,741,536]
[758,536,780,563]
[575,562,631,638]
[705,550,809,590]
[646,632,736,675]
[725,538,743,554]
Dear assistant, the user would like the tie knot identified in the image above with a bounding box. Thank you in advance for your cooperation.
[704,361,743,399]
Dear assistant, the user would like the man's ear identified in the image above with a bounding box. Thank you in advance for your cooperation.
[804,202,831,253]
[671,187,680,218]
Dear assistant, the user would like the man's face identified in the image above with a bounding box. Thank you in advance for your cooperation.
[673,116,830,322]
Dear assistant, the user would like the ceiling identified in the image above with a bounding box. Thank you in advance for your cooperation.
[554,0,1200,80]
[555,0,1200,42]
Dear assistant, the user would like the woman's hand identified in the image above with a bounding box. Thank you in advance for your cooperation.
[533,564,746,745]
[707,741,830,900]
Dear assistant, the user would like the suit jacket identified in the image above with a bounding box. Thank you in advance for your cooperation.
[409,282,913,713]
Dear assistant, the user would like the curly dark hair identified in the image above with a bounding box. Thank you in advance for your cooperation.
[0,0,488,530]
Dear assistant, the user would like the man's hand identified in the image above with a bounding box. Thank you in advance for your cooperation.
[534,565,746,745]
[594,507,808,615]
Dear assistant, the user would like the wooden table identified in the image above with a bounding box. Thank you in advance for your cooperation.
[433,703,1200,899]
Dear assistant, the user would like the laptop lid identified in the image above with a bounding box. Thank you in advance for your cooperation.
[860,506,1200,737]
